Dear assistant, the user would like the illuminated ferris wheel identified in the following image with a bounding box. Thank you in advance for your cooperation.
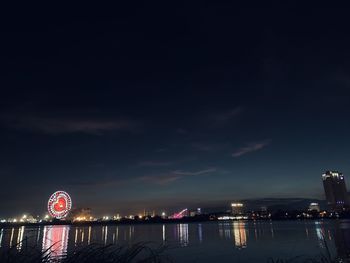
[47,191,72,219]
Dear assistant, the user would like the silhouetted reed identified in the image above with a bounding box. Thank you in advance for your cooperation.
[0,241,171,263]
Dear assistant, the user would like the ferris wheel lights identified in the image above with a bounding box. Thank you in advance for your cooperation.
[48,191,72,219]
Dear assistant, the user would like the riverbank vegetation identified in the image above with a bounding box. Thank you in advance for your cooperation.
[0,242,171,263]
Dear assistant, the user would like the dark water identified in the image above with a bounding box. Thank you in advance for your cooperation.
[1,220,350,262]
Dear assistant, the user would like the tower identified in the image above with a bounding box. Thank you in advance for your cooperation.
[322,171,349,212]
[231,202,244,215]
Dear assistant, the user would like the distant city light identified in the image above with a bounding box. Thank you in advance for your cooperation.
[2,170,349,225]
[74,216,87,221]
[218,216,248,220]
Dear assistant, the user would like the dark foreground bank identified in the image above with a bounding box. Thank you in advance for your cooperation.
[0,242,172,263]
[0,240,339,263]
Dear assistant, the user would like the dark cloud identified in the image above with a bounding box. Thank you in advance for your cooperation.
[232,140,271,157]
[1,114,138,135]
[175,128,188,134]
[191,142,229,152]
[138,161,174,167]
[172,168,217,176]
[140,174,182,185]
[141,168,217,185]
[209,107,243,123]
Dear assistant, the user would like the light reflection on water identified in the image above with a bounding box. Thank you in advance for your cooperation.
[0,220,350,262]
[233,222,247,249]
[9,228,14,248]
[42,225,70,258]
[0,228,3,248]
[198,223,203,243]
[16,226,24,251]
[178,224,189,247]
[315,221,325,248]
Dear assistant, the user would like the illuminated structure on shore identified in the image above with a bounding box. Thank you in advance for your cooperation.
[231,203,244,215]
[322,171,349,212]
[171,209,188,219]
[48,191,72,219]
[308,202,320,212]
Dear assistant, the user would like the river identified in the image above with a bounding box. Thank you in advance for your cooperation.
[1,220,349,262]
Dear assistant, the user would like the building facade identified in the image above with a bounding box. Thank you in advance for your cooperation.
[231,202,244,215]
[322,171,349,212]
[308,202,320,212]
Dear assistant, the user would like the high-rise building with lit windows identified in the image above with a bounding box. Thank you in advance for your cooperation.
[308,202,320,212]
[322,171,349,212]
[231,202,244,215]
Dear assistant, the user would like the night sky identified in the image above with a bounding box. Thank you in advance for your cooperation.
[1,3,350,217]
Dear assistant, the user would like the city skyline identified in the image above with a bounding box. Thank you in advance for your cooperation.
[2,4,350,217]
[0,171,345,218]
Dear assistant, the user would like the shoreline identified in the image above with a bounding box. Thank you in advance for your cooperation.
[0,217,345,228]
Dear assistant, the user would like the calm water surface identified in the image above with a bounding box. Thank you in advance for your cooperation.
[1,220,350,262]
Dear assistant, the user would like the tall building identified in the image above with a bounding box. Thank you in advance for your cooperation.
[308,202,320,212]
[322,171,349,212]
[231,202,244,215]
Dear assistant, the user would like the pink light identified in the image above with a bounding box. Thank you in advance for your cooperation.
[171,209,188,219]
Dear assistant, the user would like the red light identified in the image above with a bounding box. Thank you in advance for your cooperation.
[48,191,72,219]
